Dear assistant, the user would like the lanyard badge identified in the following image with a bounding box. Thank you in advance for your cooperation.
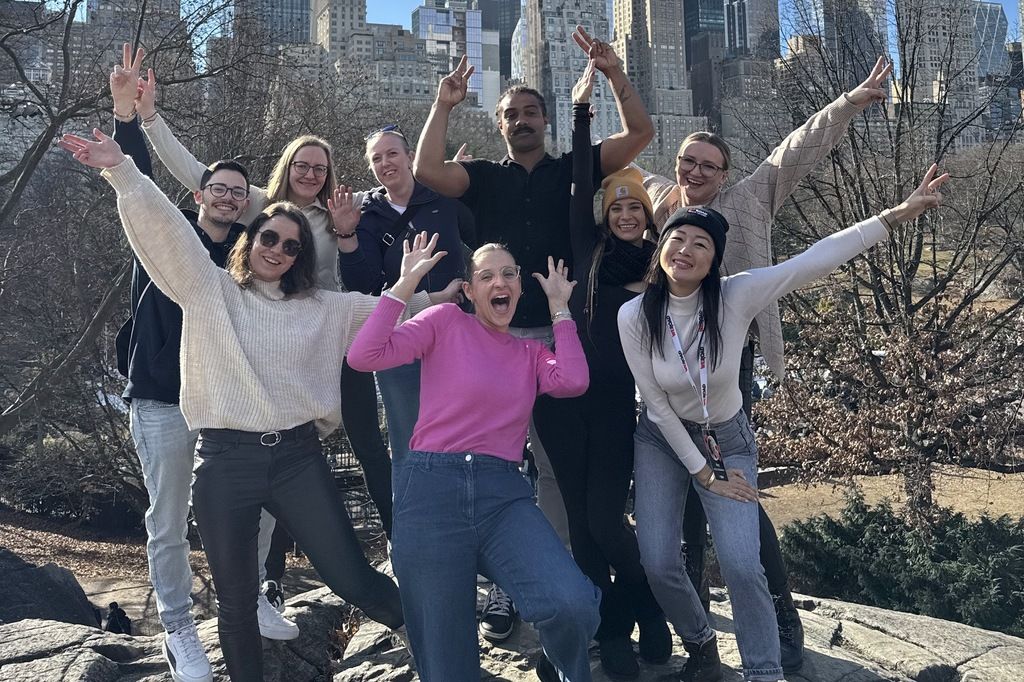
[667,311,728,482]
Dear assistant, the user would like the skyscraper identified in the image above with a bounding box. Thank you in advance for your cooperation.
[311,0,366,62]
[724,0,780,58]
[478,0,522,83]
[523,0,617,152]
[800,0,887,89]
[683,0,725,68]
[611,0,707,159]
[236,0,311,44]
[975,1,1008,78]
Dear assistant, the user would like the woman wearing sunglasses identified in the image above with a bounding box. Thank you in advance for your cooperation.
[348,244,600,682]
[59,130,461,681]
[132,70,398,548]
[330,125,474,469]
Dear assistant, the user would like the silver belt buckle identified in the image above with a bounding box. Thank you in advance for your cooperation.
[260,431,282,447]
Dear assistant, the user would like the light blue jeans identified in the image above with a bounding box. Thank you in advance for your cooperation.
[375,359,421,470]
[130,398,275,632]
[391,451,600,681]
[633,408,783,681]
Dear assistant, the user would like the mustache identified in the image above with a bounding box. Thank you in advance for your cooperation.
[512,127,536,135]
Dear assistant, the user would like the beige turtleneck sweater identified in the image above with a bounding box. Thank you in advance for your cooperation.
[102,158,428,436]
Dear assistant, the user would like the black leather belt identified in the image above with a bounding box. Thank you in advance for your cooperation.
[200,421,316,447]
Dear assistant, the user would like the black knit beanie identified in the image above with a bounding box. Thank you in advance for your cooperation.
[662,206,729,258]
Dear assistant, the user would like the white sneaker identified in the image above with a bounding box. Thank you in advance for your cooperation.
[163,623,213,682]
[257,593,299,640]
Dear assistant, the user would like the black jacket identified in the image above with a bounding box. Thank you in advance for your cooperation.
[112,118,244,403]
[338,181,474,295]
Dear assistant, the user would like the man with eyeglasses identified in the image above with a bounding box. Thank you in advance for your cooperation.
[414,26,653,680]
[108,45,295,682]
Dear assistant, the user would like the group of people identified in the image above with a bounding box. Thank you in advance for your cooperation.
[59,29,946,682]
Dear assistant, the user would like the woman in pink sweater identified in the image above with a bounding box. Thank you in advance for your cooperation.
[348,240,599,682]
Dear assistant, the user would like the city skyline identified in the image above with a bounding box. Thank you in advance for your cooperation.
[367,0,1023,39]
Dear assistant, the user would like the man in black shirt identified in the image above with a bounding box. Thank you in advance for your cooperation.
[414,26,653,673]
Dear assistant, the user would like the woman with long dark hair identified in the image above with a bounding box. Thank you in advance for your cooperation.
[59,130,458,681]
[532,61,670,679]
[619,166,947,681]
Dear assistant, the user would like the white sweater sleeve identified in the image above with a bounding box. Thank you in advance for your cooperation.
[101,158,218,305]
[618,300,708,474]
[728,217,890,320]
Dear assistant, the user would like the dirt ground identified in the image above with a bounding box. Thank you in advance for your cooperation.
[1,465,1021,581]
[761,464,1024,527]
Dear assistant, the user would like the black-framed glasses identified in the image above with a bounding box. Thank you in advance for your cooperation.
[677,156,725,177]
[290,161,329,178]
[364,123,407,141]
[257,228,302,257]
[473,265,521,283]
[204,182,248,200]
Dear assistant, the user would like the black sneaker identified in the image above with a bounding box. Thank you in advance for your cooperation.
[479,585,517,642]
[261,580,286,613]
[774,593,805,673]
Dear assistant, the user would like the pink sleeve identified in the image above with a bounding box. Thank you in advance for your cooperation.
[347,296,443,372]
[535,320,589,398]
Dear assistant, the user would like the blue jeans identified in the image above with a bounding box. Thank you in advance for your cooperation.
[391,451,600,682]
[130,399,276,632]
[633,409,782,682]
[375,359,421,469]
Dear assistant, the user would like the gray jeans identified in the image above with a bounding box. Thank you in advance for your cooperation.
[633,408,782,681]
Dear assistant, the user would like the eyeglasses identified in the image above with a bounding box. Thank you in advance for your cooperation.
[204,182,248,200]
[677,156,725,177]
[473,265,520,283]
[257,229,302,258]
[364,123,406,141]
[290,161,329,178]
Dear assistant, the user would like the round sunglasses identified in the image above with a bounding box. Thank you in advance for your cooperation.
[257,228,302,258]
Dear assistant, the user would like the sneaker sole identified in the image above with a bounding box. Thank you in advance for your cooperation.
[479,621,515,642]
[259,625,300,641]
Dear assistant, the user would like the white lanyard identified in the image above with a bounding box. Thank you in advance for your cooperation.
[666,309,710,427]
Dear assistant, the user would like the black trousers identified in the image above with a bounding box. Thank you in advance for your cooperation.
[534,385,664,640]
[341,359,394,538]
[192,423,403,681]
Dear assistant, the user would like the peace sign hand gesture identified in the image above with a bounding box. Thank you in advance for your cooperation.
[111,43,145,117]
[436,55,475,110]
[880,163,950,227]
[847,56,893,107]
[572,60,598,105]
[571,25,620,73]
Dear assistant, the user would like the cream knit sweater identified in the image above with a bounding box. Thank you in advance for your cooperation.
[102,158,428,436]
[640,94,867,380]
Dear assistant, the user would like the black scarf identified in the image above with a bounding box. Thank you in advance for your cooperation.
[597,236,655,287]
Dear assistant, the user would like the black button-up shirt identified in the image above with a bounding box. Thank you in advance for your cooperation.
[459,143,604,328]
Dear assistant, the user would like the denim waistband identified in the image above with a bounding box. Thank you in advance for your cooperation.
[405,450,522,472]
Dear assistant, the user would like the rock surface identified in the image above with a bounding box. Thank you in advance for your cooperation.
[2,584,1022,681]
[0,547,101,628]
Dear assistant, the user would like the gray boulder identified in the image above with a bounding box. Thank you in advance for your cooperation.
[0,548,100,628]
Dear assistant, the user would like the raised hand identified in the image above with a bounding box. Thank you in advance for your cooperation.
[532,256,576,313]
[881,164,949,226]
[135,67,157,120]
[452,143,473,162]
[436,55,474,110]
[400,231,447,283]
[572,59,597,105]
[59,129,127,169]
[571,25,620,73]
[111,43,145,117]
[847,56,892,107]
[328,185,359,235]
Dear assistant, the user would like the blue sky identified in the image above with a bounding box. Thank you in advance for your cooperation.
[368,1,1022,38]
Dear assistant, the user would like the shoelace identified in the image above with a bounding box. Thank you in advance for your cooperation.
[175,627,205,663]
[484,588,513,617]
